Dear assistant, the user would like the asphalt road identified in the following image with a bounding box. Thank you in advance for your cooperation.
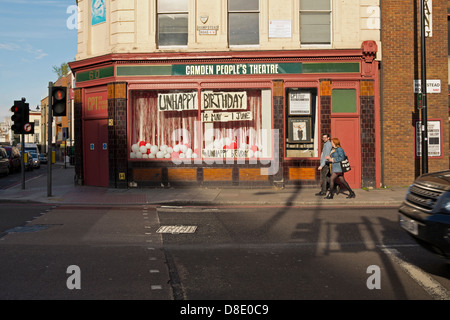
[0,163,45,190]
[0,202,449,305]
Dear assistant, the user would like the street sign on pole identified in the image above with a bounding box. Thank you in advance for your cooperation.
[420,0,428,174]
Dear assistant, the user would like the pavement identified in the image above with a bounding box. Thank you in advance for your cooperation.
[0,163,409,207]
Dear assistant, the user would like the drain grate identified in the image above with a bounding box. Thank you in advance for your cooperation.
[156,225,197,234]
[6,225,50,233]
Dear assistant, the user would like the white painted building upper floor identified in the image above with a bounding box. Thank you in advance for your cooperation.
[75,0,381,61]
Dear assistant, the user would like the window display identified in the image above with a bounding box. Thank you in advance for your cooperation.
[129,89,273,162]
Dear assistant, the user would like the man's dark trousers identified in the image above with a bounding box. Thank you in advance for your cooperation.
[320,164,330,193]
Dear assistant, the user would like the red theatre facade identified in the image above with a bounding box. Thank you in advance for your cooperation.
[69,42,380,189]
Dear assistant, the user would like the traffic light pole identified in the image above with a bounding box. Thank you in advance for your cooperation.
[47,82,53,197]
[21,133,25,190]
[420,0,428,174]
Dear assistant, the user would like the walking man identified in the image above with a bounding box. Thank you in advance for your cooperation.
[316,133,332,196]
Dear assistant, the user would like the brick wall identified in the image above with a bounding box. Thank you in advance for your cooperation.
[107,82,128,188]
[381,0,448,186]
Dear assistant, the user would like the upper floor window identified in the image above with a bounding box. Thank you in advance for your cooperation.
[228,0,259,46]
[300,0,331,45]
[157,0,189,47]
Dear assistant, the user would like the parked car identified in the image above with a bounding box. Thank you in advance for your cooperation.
[3,146,21,173]
[0,147,10,176]
[21,151,33,171]
[30,152,40,169]
[39,153,48,164]
[398,170,450,259]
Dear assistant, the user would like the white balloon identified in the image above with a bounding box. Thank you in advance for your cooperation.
[180,145,187,153]
[139,146,147,154]
[145,143,152,149]
[166,147,173,154]
[130,152,136,158]
[148,153,155,158]
[165,153,171,159]
[173,145,180,153]
[132,144,139,152]
[179,153,185,158]
[142,154,149,159]
[160,145,168,152]
[136,152,143,158]
[150,145,159,155]
[156,151,164,158]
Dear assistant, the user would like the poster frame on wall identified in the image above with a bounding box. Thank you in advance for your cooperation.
[415,119,443,158]
[288,117,312,143]
[288,91,312,116]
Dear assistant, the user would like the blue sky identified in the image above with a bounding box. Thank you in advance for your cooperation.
[0,0,78,121]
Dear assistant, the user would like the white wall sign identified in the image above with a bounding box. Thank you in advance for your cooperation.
[201,91,247,110]
[269,20,292,38]
[415,120,441,157]
[413,79,441,93]
[201,111,252,123]
[158,92,198,111]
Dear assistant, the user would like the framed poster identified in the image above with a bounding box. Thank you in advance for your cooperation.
[288,117,311,143]
[289,91,311,115]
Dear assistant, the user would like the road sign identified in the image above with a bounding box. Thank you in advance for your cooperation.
[24,123,32,133]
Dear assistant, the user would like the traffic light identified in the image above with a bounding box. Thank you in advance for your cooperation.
[10,99,29,134]
[52,86,67,116]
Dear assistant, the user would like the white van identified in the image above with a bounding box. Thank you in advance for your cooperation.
[23,143,40,156]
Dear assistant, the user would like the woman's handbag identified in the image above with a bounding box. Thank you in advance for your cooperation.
[340,156,351,172]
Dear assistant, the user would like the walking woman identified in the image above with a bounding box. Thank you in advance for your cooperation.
[324,138,355,199]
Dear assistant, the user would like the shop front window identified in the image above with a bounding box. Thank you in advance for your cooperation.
[130,90,198,159]
[129,89,273,162]
[200,89,272,160]
[285,88,318,158]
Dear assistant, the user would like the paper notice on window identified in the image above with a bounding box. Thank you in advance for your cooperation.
[269,20,292,38]
[289,92,311,115]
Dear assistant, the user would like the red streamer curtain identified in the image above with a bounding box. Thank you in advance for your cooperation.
[131,90,197,148]
[130,89,263,156]
[205,90,262,149]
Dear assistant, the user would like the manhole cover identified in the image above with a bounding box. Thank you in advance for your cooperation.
[6,225,50,233]
[156,225,197,234]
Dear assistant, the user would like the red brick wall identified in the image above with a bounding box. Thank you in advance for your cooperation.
[381,0,448,186]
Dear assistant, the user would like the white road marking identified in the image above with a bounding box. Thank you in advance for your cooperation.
[380,246,450,300]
